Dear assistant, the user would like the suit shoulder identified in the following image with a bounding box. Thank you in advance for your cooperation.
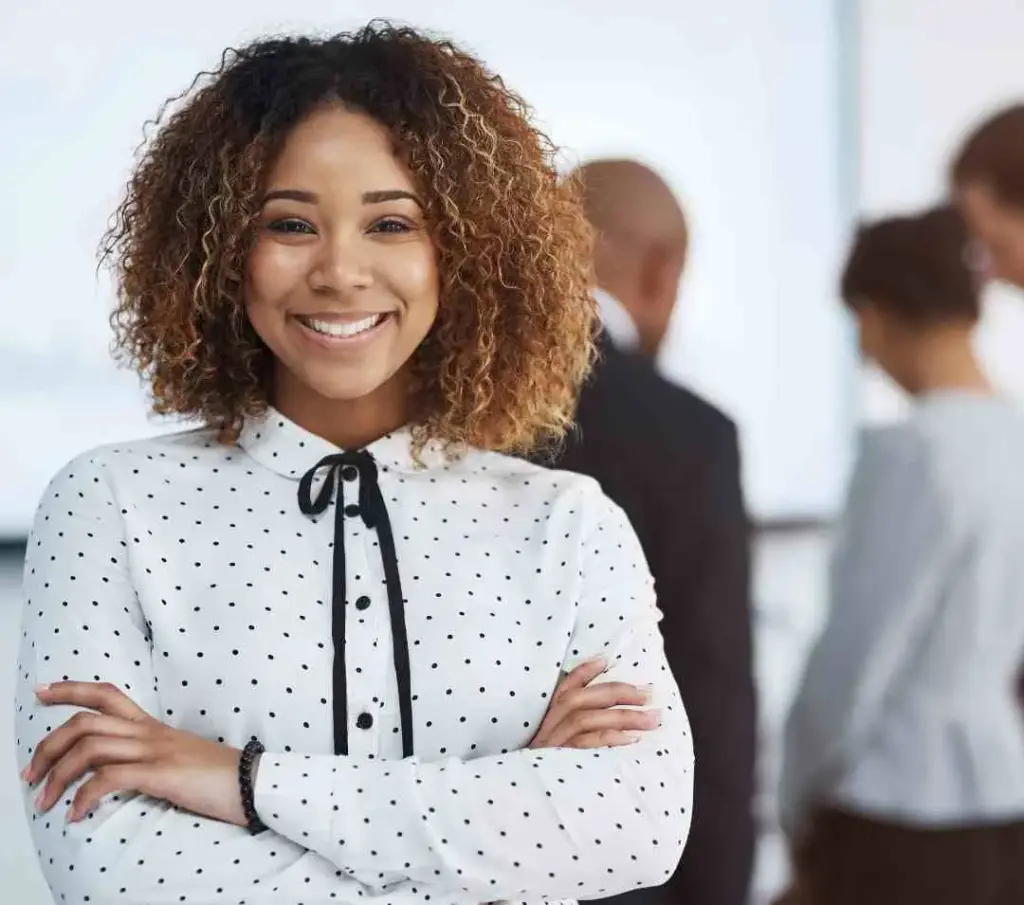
[592,346,734,426]
[603,344,735,430]
[660,380,738,443]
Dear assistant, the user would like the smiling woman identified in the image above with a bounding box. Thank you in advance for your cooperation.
[102,25,597,456]
[246,107,441,438]
[13,21,693,905]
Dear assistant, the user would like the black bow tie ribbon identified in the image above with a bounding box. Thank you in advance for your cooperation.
[298,450,414,758]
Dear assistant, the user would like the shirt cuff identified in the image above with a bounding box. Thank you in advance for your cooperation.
[253,751,428,872]
[254,752,334,851]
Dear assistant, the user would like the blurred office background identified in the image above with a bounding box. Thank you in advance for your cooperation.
[2,1,1022,902]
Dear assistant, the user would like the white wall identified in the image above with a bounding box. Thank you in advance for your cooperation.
[858,0,1024,424]
[0,0,851,532]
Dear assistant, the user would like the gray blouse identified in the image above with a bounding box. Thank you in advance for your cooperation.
[782,391,1024,835]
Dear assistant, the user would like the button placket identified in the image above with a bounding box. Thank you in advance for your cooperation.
[343,485,385,758]
[297,449,414,759]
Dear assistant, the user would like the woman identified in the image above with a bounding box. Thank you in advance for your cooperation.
[951,104,1024,290]
[777,207,1024,905]
[14,25,693,905]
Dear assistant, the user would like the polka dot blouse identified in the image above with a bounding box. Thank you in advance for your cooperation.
[14,407,693,905]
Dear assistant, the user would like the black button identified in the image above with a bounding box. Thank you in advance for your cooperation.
[341,466,358,482]
[344,504,360,517]
[355,595,371,611]
[356,712,373,730]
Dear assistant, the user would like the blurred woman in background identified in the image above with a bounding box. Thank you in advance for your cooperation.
[952,103,1024,290]
[778,207,1024,905]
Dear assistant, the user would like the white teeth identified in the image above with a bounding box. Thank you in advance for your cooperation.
[302,314,385,338]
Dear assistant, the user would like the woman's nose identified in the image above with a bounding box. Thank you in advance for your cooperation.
[309,232,374,295]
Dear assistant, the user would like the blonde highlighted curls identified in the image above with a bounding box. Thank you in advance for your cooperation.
[101,22,596,455]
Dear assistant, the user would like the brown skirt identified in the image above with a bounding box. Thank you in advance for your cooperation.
[787,807,1024,905]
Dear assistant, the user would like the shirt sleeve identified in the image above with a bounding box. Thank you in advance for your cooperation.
[779,428,952,838]
[13,453,366,905]
[255,484,694,902]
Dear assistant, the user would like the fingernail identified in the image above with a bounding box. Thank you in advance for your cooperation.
[34,789,46,810]
[34,683,50,697]
[648,708,662,726]
[639,684,654,703]
[20,765,31,782]
[627,734,643,744]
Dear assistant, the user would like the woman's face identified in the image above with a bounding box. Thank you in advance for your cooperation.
[246,104,439,411]
[956,181,1024,290]
[855,301,917,392]
[856,301,889,366]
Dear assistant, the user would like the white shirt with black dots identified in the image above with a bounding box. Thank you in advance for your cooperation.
[14,407,693,905]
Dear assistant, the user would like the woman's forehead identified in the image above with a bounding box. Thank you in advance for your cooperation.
[265,107,414,191]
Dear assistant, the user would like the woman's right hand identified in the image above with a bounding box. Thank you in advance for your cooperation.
[529,658,660,749]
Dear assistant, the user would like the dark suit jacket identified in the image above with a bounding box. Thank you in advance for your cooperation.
[541,338,756,905]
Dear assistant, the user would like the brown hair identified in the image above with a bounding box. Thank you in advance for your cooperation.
[102,23,595,454]
[841,206,979,324]
[951,104,1024,207]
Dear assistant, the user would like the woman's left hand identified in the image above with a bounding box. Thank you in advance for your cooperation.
[22,681,246,827]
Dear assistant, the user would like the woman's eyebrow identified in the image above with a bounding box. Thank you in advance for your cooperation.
[262,189,318,204]
[261,188,423,207]
[362,189,423,207]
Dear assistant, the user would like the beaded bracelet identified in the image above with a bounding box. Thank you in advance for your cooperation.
[239,736,268,835]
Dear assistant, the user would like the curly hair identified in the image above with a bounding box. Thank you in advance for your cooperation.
[102,22,596,454]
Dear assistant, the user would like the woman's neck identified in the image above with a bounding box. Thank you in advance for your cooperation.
[902,329,993,398]
[272,369,410,450]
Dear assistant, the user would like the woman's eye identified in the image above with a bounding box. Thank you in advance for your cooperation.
[267,219,315,235]
[370,218,412,235]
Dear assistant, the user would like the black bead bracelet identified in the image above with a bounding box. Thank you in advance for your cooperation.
[239,736,268,835]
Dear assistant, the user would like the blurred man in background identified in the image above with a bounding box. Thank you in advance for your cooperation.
[553,159,756,905]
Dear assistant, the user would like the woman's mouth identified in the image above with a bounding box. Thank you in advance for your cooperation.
[294,312,393,347]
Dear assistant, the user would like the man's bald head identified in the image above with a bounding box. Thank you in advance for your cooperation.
[577,159,688,246]
[573,159,688,357]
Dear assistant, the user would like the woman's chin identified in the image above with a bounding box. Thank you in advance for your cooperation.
[273,354,409,411]
[307,379,390,403]
[298,364,403,405]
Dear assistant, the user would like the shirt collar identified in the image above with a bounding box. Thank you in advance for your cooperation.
[237,406,447,480]
[595,288,640,351]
